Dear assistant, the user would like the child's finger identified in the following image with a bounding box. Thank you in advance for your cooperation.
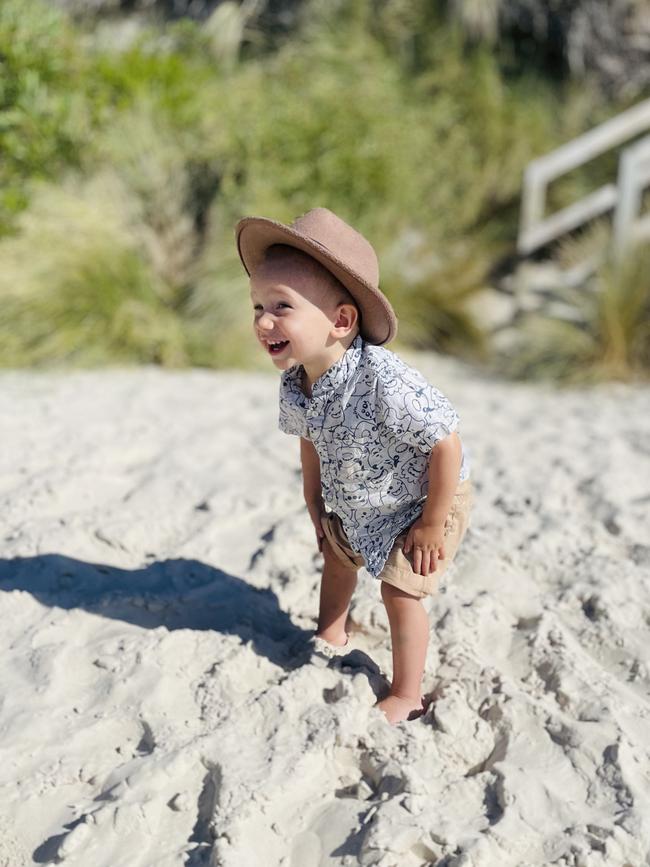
[422,548,438,575]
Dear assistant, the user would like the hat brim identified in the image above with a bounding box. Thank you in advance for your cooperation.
[236,216,397,346]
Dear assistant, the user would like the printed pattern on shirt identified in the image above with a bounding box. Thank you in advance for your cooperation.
[277,334,470,578]
[279,392,308,437]
[375,353,459,454]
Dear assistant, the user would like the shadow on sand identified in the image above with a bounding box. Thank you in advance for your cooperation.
[0,553,312,671]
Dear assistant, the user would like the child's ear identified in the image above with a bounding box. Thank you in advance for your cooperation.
[334,303,358,331]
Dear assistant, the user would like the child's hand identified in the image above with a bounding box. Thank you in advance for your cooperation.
[403,518,446,576]
[307,497,327,553]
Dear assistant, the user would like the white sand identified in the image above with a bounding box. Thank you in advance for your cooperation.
[1,352,649,867]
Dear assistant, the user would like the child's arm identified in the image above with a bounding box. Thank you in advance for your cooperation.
[404,431,462,575]
[403,432,463,576]
[300,437,326,551]
[373,360,466,574]
[420,432,463,527]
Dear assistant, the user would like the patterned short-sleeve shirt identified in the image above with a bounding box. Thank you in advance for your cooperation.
[278,333,471,578]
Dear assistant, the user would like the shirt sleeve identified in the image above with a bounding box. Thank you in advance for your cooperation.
[375,358,459,453]
[278,376,309,438]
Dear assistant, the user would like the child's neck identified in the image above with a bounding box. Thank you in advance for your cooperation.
[300,333,359,398]
[301,346,346,397]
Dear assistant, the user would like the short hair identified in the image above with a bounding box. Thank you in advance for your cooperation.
[262,244,359,315]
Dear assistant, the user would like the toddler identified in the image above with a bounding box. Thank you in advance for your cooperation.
[235,207,473,724]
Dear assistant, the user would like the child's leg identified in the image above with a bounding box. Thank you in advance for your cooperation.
[315,537,359,646]
[376,581,429,723]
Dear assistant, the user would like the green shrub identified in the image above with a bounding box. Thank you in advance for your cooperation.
[0,0,101,232]
[1,0,642,374]
[496,242,650,384]
[0,173,189,367]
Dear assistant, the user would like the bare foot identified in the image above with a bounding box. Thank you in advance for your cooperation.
[314,631,349,648]
[375,694,430,724]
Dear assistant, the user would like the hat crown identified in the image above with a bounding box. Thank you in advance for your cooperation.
[290,208,379,288]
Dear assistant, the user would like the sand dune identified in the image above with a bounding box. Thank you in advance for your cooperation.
[1,351,649,867]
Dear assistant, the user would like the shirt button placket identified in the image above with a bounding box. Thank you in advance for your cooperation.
[306,395,326,442]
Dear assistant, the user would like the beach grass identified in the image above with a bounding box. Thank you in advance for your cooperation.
[494,241,650,385]
[0,0,646,380]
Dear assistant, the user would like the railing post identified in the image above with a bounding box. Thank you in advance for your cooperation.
[518,98,650,257]
[520,164,546,239]
[612,135,650,261]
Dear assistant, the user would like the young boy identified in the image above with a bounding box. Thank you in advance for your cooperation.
[235,207,473,725]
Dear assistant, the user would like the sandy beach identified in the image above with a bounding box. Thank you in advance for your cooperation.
[1,349,649,867]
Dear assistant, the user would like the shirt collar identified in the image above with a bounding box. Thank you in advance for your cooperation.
[287,334,364,402]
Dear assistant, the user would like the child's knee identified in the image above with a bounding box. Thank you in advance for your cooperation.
[381,579,422,602]
[322,535,359,574]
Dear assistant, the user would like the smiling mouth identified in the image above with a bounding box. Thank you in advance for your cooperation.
[267,340,290,355]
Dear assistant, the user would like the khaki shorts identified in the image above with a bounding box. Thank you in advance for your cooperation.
[319,478,474,599]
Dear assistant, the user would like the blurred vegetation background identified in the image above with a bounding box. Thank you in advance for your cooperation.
[1,0,649,383]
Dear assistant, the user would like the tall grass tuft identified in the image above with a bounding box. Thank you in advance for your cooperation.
[597,244,650,378]
[498,242,650,384]
[0,173,189,367]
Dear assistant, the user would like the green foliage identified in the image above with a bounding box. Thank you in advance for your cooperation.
[0,174,189,367]
[89,26,219,124]
[381,232,491,359]
[496,242,650,385]
[215,4,566,247]
[1,0,645,377]
[0,0,100,232]
[597,244,650,377]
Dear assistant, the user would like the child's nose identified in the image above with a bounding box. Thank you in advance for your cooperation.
[258,312,275,329]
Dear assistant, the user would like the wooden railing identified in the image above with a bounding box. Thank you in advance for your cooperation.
[518,98,650,260]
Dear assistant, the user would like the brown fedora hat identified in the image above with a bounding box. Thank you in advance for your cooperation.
[235,207,398,345]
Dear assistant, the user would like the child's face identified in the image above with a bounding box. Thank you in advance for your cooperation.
[249,260,348,371]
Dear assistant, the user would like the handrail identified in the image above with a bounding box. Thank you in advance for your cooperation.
[518,98,650,258]
[613,134,650,259]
